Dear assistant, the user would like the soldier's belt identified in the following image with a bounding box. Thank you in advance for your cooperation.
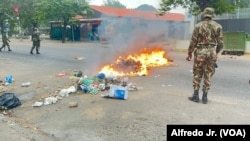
[198,44,216,48]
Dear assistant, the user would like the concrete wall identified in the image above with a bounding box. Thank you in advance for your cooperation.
[174,40,189,51]
[245,41,250,53]
[175,40,250,54]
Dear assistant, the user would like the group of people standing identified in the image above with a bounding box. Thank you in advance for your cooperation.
[0,28,41,54]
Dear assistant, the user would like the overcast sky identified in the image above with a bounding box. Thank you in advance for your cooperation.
[89,0,186,14]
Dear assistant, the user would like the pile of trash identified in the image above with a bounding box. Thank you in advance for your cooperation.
[78,73,134,100]
[77,74,106,95]
[32,70,140,107]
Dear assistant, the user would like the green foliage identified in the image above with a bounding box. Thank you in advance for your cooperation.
[34,0,92,42]
[0,0,93,37]
[0,0,20,35]
[158,0,248,16]
[103,0,126,8]
[136,4,157,11]
[247,35,250,41]
[35,0,92,22]
[17,0,42,28]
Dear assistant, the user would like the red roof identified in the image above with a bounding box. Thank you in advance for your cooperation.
[74,15,84,19]
[90,5,185,21]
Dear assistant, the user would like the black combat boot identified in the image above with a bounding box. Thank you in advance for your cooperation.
[202,92,208,104]
[6,45,11,51]
[30,49,33,54]
[36,49,40,54]
[188,90,199,102]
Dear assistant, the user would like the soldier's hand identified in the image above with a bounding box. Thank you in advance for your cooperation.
[186,55,192,61]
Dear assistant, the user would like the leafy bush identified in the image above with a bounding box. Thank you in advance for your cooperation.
[247,36,250,41]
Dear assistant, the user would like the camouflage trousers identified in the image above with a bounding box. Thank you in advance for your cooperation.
[31,41,40,52]
[192,47,217,93]
[1,41,10,50]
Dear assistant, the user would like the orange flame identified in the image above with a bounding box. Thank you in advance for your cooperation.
[100,47,171,77]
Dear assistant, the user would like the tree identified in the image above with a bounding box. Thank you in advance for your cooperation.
[0,0,17,35]
[158,0,249,16]
[17,0,41,29]
[103,0,126,8]
[136,4,157,11]
[0,0,50,37]
[35,0,92,43]
[0,0,94,41]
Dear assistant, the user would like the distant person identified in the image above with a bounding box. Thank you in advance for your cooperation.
[30,28,40,54]
[0,31,11,52]
[186,7,224,104]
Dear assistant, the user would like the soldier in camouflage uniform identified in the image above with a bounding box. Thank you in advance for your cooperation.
[186,7,224,104]
[30,28,40,54]
[0,31,11,52]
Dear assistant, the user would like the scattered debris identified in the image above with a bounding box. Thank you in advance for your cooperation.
[170,63,179,67]
[2,110,12,117]
[32,85,77,107]
[69,102,78,108]
[0,86,6,93]
[59,86,77,97]
[5,75,13,84]
[56,72,68,77]
[43,96,58,105]
[126,83,138,91]
[74,56,85,61]
[155,75,160,78]
[21,82,31,87]
[71,70,83,77]
[32,101,43,107]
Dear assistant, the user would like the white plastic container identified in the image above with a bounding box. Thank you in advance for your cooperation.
[108,85,128,100]
[21,82,31,87]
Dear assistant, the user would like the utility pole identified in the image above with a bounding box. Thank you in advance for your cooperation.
[234,0,240,19]
[17,16,22,41]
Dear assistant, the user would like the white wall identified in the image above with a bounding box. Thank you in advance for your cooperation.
[184,10,195,40]
[246,42,250,53]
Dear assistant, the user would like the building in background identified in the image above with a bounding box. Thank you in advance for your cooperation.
[50,5,186,41]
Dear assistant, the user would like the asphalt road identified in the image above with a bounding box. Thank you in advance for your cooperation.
[0,38,249,141]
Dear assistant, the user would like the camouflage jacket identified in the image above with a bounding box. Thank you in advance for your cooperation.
[188,19,224,56]
[32,31,40,42]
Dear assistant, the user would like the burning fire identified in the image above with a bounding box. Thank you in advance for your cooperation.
[99,47,171,77]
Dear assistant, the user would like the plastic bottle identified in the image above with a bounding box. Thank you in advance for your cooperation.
[21,82,31,87]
